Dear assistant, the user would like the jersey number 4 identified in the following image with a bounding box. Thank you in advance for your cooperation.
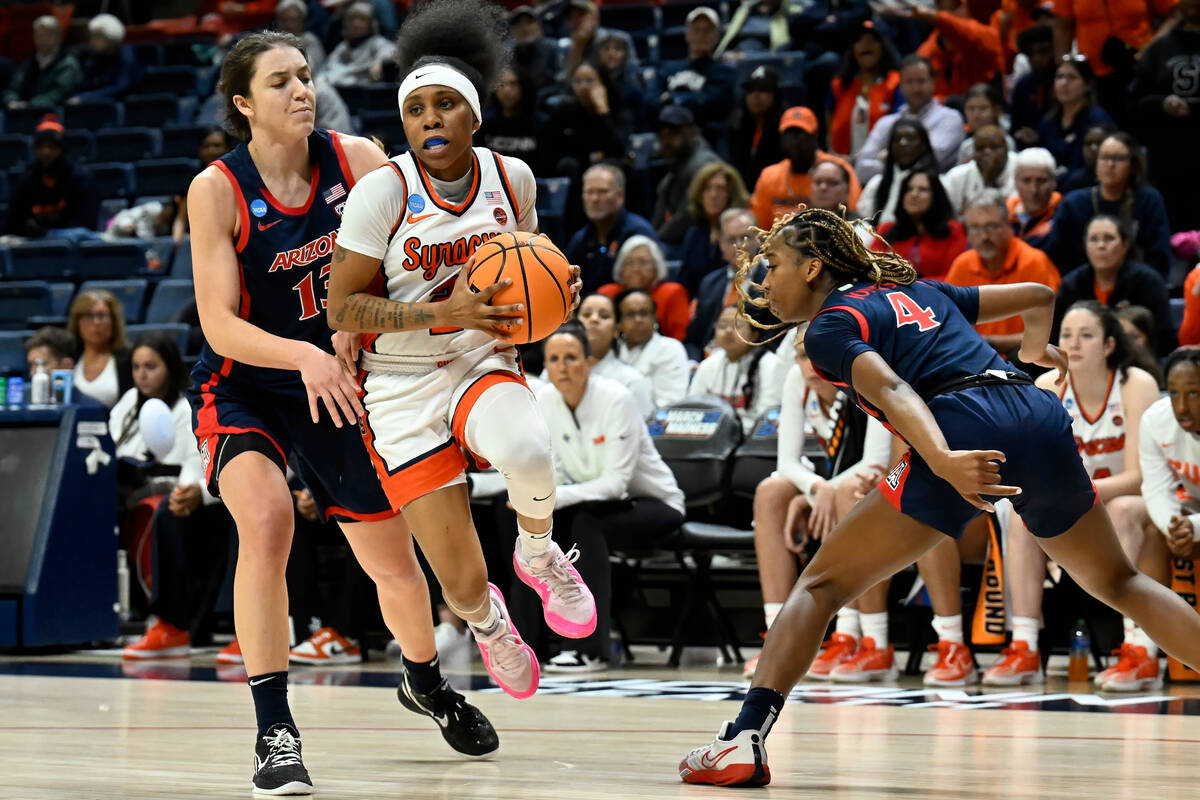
[886,292,940,332]
[293,264,330,321]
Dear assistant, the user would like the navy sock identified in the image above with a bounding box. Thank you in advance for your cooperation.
[248,671,296,739]
[402,654,443,695]
[729,687,784,739]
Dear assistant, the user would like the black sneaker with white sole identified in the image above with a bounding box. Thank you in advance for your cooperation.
[397,670,500,758]
[252,725,313,795]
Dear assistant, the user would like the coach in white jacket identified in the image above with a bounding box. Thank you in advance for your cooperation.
[614,288,690,409]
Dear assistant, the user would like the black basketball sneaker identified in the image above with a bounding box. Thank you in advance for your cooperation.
[252,724,313,795]
[397,670,500,758]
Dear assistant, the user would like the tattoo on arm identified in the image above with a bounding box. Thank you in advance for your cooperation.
[343,293,435,332]
[332,246,347,264]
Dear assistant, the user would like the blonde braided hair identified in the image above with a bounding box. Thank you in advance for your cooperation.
[733,205,918,345]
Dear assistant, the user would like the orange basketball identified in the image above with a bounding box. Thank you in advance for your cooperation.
[467,231,573,344]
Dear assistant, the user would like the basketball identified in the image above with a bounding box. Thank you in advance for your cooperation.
[467,231,573,344]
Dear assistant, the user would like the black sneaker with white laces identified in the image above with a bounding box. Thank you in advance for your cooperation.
[252,725,313,795]
[397,670,500,758]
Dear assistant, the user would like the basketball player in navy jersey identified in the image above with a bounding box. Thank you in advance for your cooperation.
[678,206,1200,787]
[188,32,503,795]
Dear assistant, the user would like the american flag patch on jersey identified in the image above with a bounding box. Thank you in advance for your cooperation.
[324,183,347,204]
[485,190,504,204]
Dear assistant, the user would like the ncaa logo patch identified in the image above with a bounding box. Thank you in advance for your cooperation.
[407,194,426,213]
[886,458,908,491]
[493,207,508,225]
[250,199,268,218]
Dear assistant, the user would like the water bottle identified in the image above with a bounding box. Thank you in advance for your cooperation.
[116,549,130,622]
[7,376,24,407]
[30,359,50,405]
[1068,618,1090,682]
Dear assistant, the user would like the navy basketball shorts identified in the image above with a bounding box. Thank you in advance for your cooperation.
[187,369,397,523]
[878,382,1097,538]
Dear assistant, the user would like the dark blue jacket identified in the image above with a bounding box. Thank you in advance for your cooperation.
[1046,185,1173,277]
[566,209,659,295]
[1053,260,1177,357]
[1036,105,1112,173]
[685,265,732,361]
[661,56,737,126]
[75,45,142,101]
[678,221,725,298]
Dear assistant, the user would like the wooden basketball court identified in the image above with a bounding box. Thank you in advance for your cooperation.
[3,648,1199,798]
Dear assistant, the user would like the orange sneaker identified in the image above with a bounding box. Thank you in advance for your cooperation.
[216,638,243,665]
[123,620,190,659]
[1094,643,1135,687]
[829,636,897,682]
[289,627,361,665]
[923,641,978,686]
[807,632,859,679]
[1099,644,1162,691]
[982,640,1043,687]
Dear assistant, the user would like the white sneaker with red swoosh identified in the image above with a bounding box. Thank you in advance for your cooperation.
[679,721,770,786]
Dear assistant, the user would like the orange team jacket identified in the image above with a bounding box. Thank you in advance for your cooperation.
[990,0,1053,68]
[944,237,1061,337]
[828,71,902,157]
[1180,267,1200,346]
[750,152,862,231]
[918,11,1006,100]
[1053,0,1178,76]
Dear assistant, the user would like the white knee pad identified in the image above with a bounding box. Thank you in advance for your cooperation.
[463,381,556,518]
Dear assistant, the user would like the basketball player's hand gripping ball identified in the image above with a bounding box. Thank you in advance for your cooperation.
[465,231,577,344]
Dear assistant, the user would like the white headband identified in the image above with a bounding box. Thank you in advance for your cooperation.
[398,64,482,124]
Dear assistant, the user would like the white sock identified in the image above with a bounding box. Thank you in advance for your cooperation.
[764,602,783,630]
[1126,624,1158,657]
[933,614,964,644]
[860,611,888,648]
[1011,616,1040,650]
[517,522,553,558]
[835,608,861,638]
[468,601,500,636]
[1122,616,1136,643]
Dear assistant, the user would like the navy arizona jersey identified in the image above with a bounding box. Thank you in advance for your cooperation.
[194,129,355,395]
[803,279,1016,432]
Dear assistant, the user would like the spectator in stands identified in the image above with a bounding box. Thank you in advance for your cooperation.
[789,0,872,63]
[876,169,967,281]
[5,115,98,239]
[686,208,757,360]
[946,190,1061,354]
[563,0,636,78]
[1059,121,1117,192]
[1053,215,1177,356]
[68,288,133,409]
[1010,24,1058,148]
[105,198,177,241]
[689,304,782,433]
[322,1,397,87]
[827,22,902,161]
[858,117,937,225]
[652,105,721,245]
[616,288,690,407]
[509,6,559,92]
[1131,0,1200,233]
[957,84,1015,164]
[567,164,658,295]
[659,7,736,127]
[1036,56,1113,173]
[716,0,800,55]
[992,0,1051,66]
[118,333,233,661]
[576,293,655,418]
[1117,304,1161,359]
[678,162,751,297]
[1049,132,1173,275]
[71,14,142,103]
[729,66,784,191]
[599,236,690,340]
[324,0,399,43]
[24,326,76,375]
[594,31,646,134]
[898,0,1006,100]
[173,127,235,242]
[809,161,856,214]
[1009,147,1061,253]
[856,54,965,181]
[276,0,327,74]
[510,322,685,672]
[545,60,629,211]
[750,106,861,230]
[480,66,547,175]
[941,125,1017,217]
[3,15,82,109]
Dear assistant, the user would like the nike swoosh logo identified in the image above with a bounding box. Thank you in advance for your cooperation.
[257,220,281,231]
[249,676,275,686]
[532,493,552,502]
[700,745,738,770]
[407,211,436,224]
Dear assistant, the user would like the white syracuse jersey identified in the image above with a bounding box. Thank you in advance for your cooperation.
[1059,370,1127,479]
[335,146,538,360]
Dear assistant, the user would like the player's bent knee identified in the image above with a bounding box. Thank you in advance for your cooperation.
[755,475,796,509]
[232,501,294,566]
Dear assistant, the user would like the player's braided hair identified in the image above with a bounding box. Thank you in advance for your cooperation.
[733,205,918,344]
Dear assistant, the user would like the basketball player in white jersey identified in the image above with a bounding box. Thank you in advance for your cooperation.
[984,301,1160,688]
[326,0,594,701]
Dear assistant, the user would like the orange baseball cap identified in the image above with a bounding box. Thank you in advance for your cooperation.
[779,106,818,134]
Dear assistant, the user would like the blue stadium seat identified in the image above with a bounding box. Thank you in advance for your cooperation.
[0,330,33,375]
[134,158,200,197]
[145,279,195,324]
[7,240,75,281]
[144,235,175,274]
[140,66,205,97]
[0,134,31,170]
[3,105,59,134]
[126,322,189,354]
[77,241,149,279]
[63,129,96,163]
[123,94,186,128]
[88,163,136,200]
[600,3,660,34]
[0,282,52,330]
[160,125,209,159]
[62,99,122,130]
[172,236,193,279]
[97,197,129,231]
[132,42,162,67]
[96,128,162,163]
[0,170,8,201]
[535,177,571,246]
[163,38,216,67]
[357,110,408,152]
[80,279,149,323]
[47,282,74,317]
